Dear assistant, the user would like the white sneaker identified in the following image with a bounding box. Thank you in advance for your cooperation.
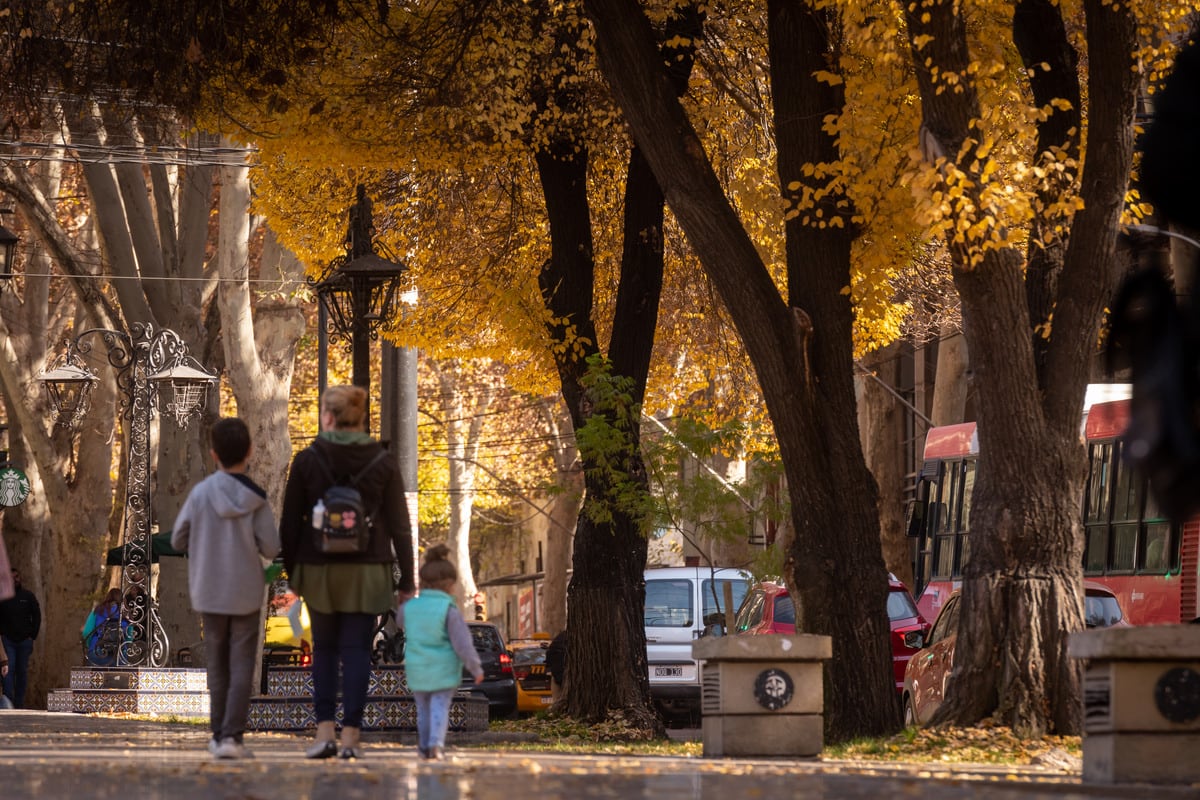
[213,738,253,759]
[207,738,220,755]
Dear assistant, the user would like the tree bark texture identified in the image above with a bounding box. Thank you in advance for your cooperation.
[903,0,1138,735]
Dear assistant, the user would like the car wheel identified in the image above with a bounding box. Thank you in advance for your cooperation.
[903,694,918,727]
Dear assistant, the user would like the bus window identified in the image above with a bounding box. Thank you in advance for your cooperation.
[1110,458,1138,572]
[932,459,971,581]
[1084,443,1114,575]
[960,461,976,533]
[1143,523,1171,572]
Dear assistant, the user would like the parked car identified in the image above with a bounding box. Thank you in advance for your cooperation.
[733,574,930,692]
[510,638,553,714]
[1084,581,1130,628]
[902,583,1128,726]
[461,621,517,719]
[644,565,752,722]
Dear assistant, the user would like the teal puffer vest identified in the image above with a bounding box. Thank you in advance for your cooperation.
[403,590,463,692]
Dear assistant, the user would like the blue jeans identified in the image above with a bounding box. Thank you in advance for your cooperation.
[413,689,455,751]
[308,610,375,728]
[2,636,33,708]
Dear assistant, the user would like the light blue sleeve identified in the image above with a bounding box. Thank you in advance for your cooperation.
[447,607,482,678]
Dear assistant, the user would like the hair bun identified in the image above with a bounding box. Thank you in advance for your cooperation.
[425,543,451,563]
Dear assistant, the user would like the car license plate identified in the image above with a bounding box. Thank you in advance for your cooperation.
[654,666,683,678]
[539,696,552,705]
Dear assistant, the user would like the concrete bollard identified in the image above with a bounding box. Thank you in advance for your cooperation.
[692,633,831,758]
[1068,625,1200,784]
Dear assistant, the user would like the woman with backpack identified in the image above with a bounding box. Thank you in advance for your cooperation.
[280,385,416,760]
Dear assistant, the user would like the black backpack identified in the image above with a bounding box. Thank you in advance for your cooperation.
[309,447,389,555]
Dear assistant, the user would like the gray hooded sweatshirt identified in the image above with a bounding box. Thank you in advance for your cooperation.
[171,471,280,616]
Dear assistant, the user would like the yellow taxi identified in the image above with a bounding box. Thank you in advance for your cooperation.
[264,589,312,667]
[509,636,553,714]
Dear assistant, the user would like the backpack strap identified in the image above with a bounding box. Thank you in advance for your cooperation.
[308,444,389,488]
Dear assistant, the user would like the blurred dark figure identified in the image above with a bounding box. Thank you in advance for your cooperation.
[1139,30,1200,232]
[0,569,40,708]
[545,629,567,703]
[1107,28,1200,522]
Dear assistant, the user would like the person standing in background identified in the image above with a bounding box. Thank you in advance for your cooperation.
[0,568,41,708]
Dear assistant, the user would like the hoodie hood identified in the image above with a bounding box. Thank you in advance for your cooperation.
[208,471,269,519]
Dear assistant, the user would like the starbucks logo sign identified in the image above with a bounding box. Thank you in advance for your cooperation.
[0,466,30,507]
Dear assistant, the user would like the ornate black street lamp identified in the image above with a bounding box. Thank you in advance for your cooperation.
[309,185,407,421]
[39,323,217,666]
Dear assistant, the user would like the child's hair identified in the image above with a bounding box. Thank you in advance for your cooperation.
[94,587,121,615]
[321,385,368,430]
[210,417,252,468]
[419,543,458,591]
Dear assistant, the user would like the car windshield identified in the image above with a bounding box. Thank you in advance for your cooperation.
[701,579,749,619]
[470,626,504,653]
[1085,593,1124,627]
[512,647,546,667]
[887,588,919,622]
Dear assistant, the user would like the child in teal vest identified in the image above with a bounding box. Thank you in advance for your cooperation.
[397,544,483,760]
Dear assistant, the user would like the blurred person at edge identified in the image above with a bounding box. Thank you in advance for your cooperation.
[0,567,40,708]
[280,385,416,760]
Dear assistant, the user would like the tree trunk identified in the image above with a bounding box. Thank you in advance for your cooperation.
[904,0,1139,735]
[537,398,580,637]
[930,330,969,426]
[857,343,912,584]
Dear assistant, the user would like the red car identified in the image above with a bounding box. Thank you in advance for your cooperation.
[902,582,1128,726]
[732,575,930,692]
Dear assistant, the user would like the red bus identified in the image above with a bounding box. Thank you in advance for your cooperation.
[909,396,1200,626]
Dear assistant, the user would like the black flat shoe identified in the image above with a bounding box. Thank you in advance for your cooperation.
[305,740,338,759]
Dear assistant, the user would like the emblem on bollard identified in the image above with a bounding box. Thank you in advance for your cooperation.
[754,668,794,711]
[1154,666,1200,724]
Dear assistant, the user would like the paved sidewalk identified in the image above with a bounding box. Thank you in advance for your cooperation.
[1,711,1196,799]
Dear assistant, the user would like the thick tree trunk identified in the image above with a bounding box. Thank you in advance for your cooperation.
[904,0,1138,736]
[583,0,897,740]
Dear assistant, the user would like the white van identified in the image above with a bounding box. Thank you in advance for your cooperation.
[643,565,751,720]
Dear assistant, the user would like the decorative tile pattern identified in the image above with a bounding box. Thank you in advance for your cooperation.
[246,694,488,732]
[68,667,207,692]
[51,664,489,732]
[47,691,75,712]
[266,666,410,697]
[62,690,209,717]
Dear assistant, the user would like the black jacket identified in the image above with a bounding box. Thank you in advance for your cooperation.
[0,586,40,642]
[280,437,415,593]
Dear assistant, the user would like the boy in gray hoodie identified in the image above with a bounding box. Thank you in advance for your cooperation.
[172,418,280,759]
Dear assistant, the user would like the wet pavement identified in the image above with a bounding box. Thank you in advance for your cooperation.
[1,710,1197,799]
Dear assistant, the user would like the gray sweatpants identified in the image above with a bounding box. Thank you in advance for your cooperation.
[201,611,261,742]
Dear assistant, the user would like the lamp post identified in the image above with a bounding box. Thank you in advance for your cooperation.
[39,322,217,666]
[310,184,407,427]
